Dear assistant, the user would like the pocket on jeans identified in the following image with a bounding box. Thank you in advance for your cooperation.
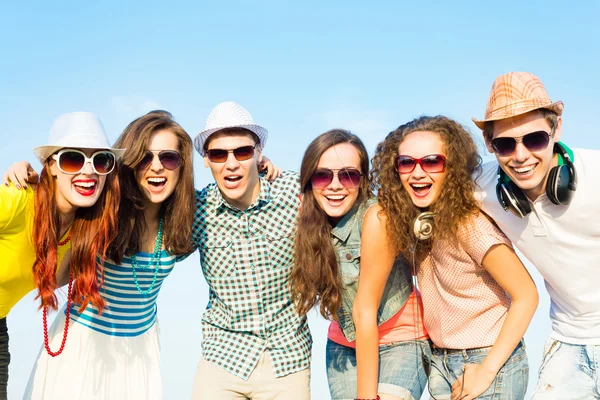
[538,338,561,377]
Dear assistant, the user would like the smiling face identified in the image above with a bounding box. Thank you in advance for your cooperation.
[50,148,108,214]
[312,143,362,222]
[398,131,447,208]
[204,130,262,210]
[487,110,561,201]
[135,129,181,207]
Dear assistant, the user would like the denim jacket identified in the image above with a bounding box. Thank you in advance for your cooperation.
[332,198,413,342]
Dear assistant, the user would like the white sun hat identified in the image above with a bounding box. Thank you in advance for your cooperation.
[194,101,269,155]
[33,111,126,164]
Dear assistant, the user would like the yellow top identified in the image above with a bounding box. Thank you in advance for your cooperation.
[0,185,71,318]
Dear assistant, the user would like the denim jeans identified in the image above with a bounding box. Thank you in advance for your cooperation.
[428,341,528,399]
[0,318,8,400]
[326,339,431,400]
[532,337,600,399]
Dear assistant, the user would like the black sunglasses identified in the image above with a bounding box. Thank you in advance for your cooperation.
[136,150,182,171]
[206,145,256,163]
[491,130,553,157]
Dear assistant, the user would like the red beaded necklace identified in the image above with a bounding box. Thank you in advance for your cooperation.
[43,272,73,357]
[42,232,74,357]
[57,233,71,246]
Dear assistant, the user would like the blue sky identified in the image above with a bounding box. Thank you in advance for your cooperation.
[2,1,599,398]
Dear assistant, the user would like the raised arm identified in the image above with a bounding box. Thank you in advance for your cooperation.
[353,204,397,399]
[258,155,282,181]
[3,160,38,189]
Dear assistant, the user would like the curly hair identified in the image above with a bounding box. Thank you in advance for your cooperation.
[370,116,481,261]
[290,129,371,320]
[108,110,195,262]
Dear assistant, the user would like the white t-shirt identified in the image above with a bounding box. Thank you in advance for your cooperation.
[474,148,600,345]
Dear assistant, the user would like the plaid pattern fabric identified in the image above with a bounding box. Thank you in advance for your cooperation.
[472,71,564,129]
[192,171,311,380]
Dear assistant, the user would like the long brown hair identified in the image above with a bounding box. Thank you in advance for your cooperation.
[108,110,195,262]
[32,157,121,312]
[370,116,481,261]
[290,129,371,320]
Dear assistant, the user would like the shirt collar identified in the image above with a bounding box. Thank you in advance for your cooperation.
[212,174,271,212]
[330,200,363,242]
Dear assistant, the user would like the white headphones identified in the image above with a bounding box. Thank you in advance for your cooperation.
[413,212,435,240]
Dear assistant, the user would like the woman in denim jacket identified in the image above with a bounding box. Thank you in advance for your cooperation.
[290,129,430,400]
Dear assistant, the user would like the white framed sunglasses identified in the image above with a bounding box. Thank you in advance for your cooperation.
[51,149,116,175]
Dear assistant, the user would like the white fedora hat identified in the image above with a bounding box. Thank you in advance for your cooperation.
[194,101,268,155]
[33,111,126,164]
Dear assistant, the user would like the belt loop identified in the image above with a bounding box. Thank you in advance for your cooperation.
[462,349,468,361]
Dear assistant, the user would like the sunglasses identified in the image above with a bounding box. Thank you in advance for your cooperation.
[136,150,182,171]
[310,168,362,189]
[52,149,116,175]
[394,154,447,174]
[490,130,553,157]
[206,145,256,163]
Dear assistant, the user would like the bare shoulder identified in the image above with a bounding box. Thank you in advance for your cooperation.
[363,203,389,235]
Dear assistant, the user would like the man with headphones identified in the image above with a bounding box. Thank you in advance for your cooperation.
[473,71,600,399]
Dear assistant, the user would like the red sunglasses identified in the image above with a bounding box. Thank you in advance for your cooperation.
[394,154,446,174]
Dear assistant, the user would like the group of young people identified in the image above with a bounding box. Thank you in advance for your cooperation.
[0,71,597,400]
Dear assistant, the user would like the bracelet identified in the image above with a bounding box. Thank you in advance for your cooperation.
[355,396,380,400]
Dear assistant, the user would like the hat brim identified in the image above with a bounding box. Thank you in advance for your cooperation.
[472,101,564,130]
[33,145,127,164]
[194,124,268,155]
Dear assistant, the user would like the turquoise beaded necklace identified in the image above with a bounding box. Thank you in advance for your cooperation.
[131,218,164,295]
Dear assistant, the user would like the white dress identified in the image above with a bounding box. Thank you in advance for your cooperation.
[24,250,175,400]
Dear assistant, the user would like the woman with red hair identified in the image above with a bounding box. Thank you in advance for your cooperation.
[0,111,121,400]
[23,110,195,400]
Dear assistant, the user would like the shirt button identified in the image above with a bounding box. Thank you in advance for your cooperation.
[346,253,352,260]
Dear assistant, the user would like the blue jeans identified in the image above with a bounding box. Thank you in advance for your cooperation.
[326,339,431,400]
[428,341,528,399]
[532,337,600,399]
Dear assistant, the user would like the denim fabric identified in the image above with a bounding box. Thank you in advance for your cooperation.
[332,198,413,342]
[326,339,431,400]
[0,318,8,400]
[532,337,600,399]
[428,341,528,399]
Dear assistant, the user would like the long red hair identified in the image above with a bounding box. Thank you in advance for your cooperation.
[32,157,121,312]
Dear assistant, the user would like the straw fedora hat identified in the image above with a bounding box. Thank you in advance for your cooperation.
[34,111,125,164]
[194,101,268,156]
[472,72,564,130]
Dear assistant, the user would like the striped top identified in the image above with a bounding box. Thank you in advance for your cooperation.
[67,250,176,337]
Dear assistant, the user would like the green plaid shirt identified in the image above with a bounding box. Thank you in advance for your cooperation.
[192,171,312,380]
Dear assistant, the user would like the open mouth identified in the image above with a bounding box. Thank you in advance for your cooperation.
[410,183,432,197]
[323,194,348,207]
[510,164,537,177]
[224,175,242,183]
[223,175,243,189]
[73,180,97,196]
[147,177,167,188]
